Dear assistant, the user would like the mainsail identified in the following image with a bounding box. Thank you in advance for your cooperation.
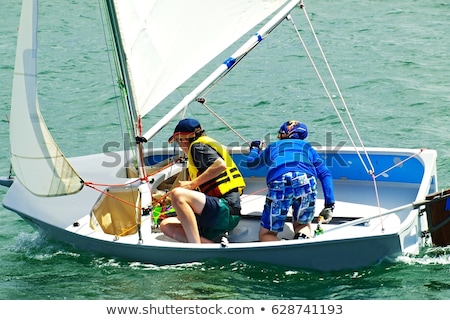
[112,0,291,119]
[8,0,294,196]
[9,0,83,197]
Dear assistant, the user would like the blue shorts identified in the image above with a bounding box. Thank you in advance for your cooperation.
[261,172,317,232]
[197,195,240,241]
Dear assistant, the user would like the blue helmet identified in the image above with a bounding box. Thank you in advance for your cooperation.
[278,120,308,140]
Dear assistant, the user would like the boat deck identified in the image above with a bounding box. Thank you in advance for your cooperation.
[220,176,417,242]
[241,176,418,216]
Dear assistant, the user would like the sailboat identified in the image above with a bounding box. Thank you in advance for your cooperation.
[1,0,448,272]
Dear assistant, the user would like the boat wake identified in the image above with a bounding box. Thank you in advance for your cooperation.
[396,246,450,266]
[8,231,80,261]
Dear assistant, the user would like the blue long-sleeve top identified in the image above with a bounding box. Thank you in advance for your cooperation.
[247,139,335,206]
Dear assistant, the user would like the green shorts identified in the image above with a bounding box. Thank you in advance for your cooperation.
[197,197,240,242]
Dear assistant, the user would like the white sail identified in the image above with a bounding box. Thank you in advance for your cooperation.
[113,0,291,118]
[9,0,83,197]
[143,0,302,141]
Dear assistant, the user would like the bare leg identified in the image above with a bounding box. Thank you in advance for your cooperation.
[259,226,280,242]
[293,221,312,238]
[160,217,213,243]
[162,187,207,243]
[159,217,187,242]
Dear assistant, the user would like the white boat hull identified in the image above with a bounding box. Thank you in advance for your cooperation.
[2,146,438,271]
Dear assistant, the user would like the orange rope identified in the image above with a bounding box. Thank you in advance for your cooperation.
[84,182,140,210]
[84,178,141,188]
[84,153,180,190]
[83,154,181,219]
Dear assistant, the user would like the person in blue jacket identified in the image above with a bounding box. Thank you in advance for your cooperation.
[247,120,335,241]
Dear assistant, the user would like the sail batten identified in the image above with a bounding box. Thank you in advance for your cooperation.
[9,0,83,197]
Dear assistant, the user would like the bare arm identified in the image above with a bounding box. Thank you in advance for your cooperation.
[178,157,226,190]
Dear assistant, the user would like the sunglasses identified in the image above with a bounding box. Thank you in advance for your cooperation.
[175,137,191,143]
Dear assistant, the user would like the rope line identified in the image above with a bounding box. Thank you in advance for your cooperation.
[292,5,375,176]
[86,2,423,239]
[85,182,140,210]
[374,149,424,179]
[290,4,423,230]
[197,98,250,146]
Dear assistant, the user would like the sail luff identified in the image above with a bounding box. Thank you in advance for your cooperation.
[105,0,139,129]
[9,0,83,197]
[106,0,149,181]
[142,0,302,141]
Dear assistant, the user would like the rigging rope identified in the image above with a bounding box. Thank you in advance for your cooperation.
[196,98,251,146]
[292,5,376,176]
[88,1,425,238]
[373,149,424,180]
[98,0,138,169]
[292,3,424,228]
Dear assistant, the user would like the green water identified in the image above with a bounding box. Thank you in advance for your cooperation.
[0,0,449,300]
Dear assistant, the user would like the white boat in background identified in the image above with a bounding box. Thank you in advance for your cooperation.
[1,0,449,271]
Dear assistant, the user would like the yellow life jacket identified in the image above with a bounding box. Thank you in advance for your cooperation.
[188,136,246,197]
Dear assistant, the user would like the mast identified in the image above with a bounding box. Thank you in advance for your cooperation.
[104,0,137,127]
[103,0,152,239]
[104,0,146,178]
